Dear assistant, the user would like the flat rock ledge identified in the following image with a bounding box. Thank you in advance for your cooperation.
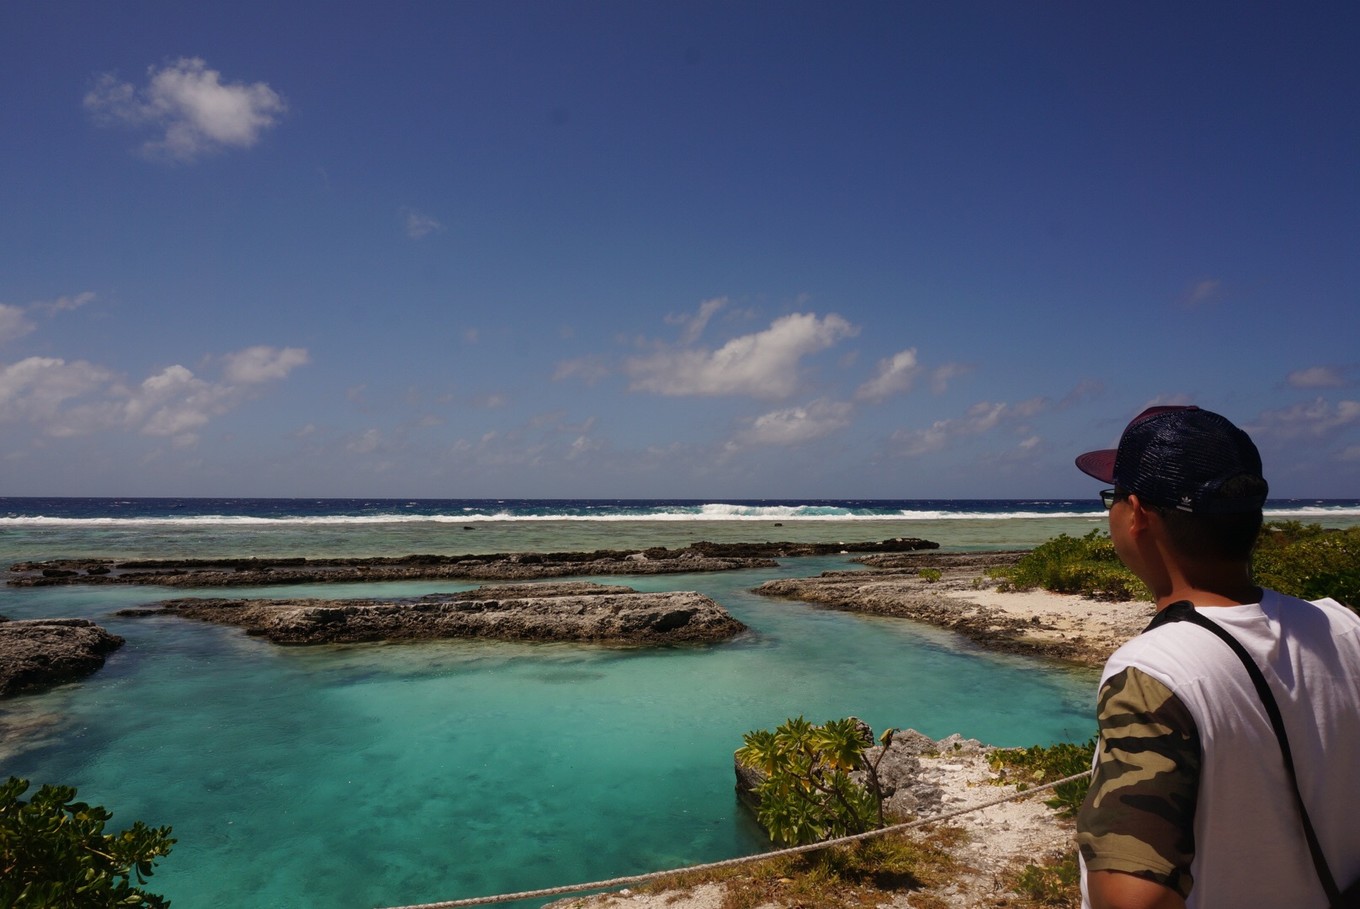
[753,550,1136,667]
[0,618,125,697]
[115,582,748,646]
[9,538,938,588]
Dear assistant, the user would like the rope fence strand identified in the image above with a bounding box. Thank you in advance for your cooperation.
[374,769,1091,909]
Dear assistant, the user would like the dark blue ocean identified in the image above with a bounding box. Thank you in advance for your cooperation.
[2,498,1357,908]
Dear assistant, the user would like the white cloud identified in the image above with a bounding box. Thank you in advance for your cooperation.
[890,401,1009,456]
[665,297,729,345]
[0,292,98,343]
[0,357,112,431]
[627,311,858,398]
[0,344,308,444]
[856,348,920,402]
[403,208,443,239]
[731,399,854,449]
[348,428,384,454]
[133,365,226,436]
[1251,398,1360,440]
[85,57,286,161]
[34,292,97,315]
[222,345,309,383]
[1287,366,1346,389]
[930,362,972,394]
[553,356,611,385]
[0,305,35,343]
[1183,278,1222,306]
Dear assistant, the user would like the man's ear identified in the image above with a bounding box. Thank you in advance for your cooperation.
[1123,494,1155,535]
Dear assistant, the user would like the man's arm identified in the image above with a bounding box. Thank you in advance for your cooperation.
[1087,870,1187,909]
[1077,666,1201,902]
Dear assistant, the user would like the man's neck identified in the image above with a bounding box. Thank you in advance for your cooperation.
[1154,576,1261,611]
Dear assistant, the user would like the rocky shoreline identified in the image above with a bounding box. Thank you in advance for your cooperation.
[6,537,937,587]
[756,549,1150,667]
[115,581,748,645]
[1,544,1148,697]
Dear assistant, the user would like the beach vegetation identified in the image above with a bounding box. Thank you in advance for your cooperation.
[917,567,943,583]
[991,530,1147,601]
[734,717,898,847]
[1252,522,1360,608]
[987,738,1096,818]
[1005,852,1082,907]
[992,522,1360,609]
[0,776,174,909]
[985,738,1095,907]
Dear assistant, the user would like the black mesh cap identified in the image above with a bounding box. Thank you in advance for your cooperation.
[1075,406,1268,514]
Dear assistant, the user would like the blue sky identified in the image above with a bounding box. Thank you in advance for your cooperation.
[2,2,1357,499]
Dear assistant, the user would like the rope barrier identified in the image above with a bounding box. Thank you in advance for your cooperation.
[375,769,1091,909]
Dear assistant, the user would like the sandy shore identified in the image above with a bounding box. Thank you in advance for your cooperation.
[755,550,1154,667]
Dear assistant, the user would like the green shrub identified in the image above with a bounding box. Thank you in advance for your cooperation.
[0,777,174,908]
[917,568,943,583]
[993,522,1360,609]
[993,531,1148,602]
[1007,851,1082,907]
[987,738,1096,818]
[735,717,898,846]
[1253,523,1360,608]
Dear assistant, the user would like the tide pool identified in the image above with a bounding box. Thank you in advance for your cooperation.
[2,558,1095,909]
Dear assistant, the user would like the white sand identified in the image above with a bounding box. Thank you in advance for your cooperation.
[946,587,1153,665]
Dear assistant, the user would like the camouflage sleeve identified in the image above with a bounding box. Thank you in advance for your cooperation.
[1076,666,1201,898]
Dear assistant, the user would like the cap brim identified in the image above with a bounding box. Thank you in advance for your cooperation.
[1075,449,1116,484]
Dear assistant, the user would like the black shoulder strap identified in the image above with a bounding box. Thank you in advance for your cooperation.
[1147,600,1341,903]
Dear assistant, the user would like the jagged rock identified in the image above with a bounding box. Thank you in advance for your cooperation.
[116,582,747,646]
[0,618,125,697]
[7,538,938,588]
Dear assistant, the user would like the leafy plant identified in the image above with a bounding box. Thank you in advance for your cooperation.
[0,777,175,909]
[987,738,1095,818]
[993,522,1360,609]
[916,568,942,583]
[735,717,898,846]
[991,531,1148,602]
[1253,522,1360,608]
[1006,851,1082,907]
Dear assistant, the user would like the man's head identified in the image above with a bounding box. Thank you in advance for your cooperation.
[1076,406,1268,561]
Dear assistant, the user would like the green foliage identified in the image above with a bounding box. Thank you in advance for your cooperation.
[1253,522,1360,608]
[0,777,175,909]
[987,738,1096,818]
[916,568,942,583]
[1007,852,1082,907]
[992,531,1149,602]
[735,717,897,846]
[994,522,1360,608]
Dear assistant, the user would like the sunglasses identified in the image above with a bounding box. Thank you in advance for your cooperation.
[1100,488,1128,510]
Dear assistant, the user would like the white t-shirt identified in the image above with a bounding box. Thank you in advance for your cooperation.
[1080,591,1360,908]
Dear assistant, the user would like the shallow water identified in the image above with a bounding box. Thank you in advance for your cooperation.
[3,499,1354,908]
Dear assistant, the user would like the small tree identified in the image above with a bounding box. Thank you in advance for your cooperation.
[735,716,898,846]
[0,776,175,908]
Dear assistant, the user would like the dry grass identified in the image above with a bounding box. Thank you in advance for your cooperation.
[631,826,966,909]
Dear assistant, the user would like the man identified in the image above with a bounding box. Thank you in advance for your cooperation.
[1073,405,1360,909]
